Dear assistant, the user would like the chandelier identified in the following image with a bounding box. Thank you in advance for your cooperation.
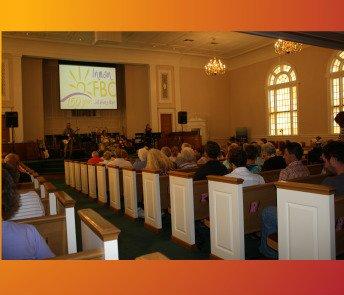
[274,39,303,55]
[204,57,226,75]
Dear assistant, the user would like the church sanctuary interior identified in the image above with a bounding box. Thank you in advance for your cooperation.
[2,31,344,260]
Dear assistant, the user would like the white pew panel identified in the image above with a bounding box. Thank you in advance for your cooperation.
[276,181,335,260]
[87,164,97,199]
[80,162,89,195]
[74,161,81,191]
[96,164,108,204]
[108,165,121,211]
[207,176,245,260]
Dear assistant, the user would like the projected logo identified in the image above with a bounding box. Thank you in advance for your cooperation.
[60,65,117,109]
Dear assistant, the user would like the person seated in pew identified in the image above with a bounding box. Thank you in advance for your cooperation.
[261,142,286,171]
[321,140,344,196]
[307,139,324,164]
[2,169,54,260]
[226,147,265,187]
[145,149,174,175]
[194,141,228,181]
[259,142,312,258]
[108,149,133,169]
[87,151,102,165]
[221,143,239,171]
[3,153,25,183]
[99,151,112,165]
[279,142,310,181]
[335,111,344,141]
[169,146,179,163]
[133,147,149,170]
[244,144,262,174]
[175,143,193,167]
[161,146,172,158]
[176,147,198,170]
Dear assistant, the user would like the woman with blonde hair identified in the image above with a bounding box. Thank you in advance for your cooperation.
[176,147,197,169]
[100,151,112,165]
[145,149,174,174]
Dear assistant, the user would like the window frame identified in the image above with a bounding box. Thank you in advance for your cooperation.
[328,51,344,134]
[266,63,299,137]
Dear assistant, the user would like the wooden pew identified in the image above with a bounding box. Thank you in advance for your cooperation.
[51,208,121,260]
[168,171,209,248]
[69,161,76,188]
[260,163,324,183]
[96,163,108,204]
[80,162,89,195]
[108,164,122,211]
[16,190,77,255]
[275,181,336,259]
[122,167,143,219]
[87,163,97,200]
[74,161,82,191]
[64,160,70,185]
[142,170,170,232]
[207,175,278,259]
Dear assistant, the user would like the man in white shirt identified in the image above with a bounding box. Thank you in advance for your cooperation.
[226,147,265,187]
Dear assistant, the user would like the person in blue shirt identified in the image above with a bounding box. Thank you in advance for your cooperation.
[2,168,55,260]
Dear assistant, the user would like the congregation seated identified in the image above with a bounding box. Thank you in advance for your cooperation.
[226,147,265,187]
[176,147,197,170]
[169,146,179,163]
[145,148,174,175]
[2,169,55,260]
[222,143,239,170]
[244,144,262,174]
[133,147,148,170]
[87,151,102,165]
[108,149,133,169]
[278,142,310,181]
[175,142,193,167]
[259,141,340,259]
[261,142,286,171]
[193,141,228,181]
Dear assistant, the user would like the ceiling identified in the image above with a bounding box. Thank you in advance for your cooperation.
[3,31,275,59]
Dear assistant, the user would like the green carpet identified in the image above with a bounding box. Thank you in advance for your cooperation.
[51,179,265,260]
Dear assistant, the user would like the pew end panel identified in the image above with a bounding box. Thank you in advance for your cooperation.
[69,161,76,188]
[64,160,70,185]
[96,163,108,204]
[108,165,121,211]
[78,209,121,260]
[276,181,336,260]
[123,168,139,219]
[74,161,82,191]
[80,162,89,195]
[207,175,245,260]
[169,171,196,248]
[87,164,97,199]
[142,170,163,232]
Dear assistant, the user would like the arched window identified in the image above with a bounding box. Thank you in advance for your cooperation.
[329,51,344,134]
[267,64,298,136]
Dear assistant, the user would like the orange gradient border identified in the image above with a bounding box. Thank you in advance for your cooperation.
[1,1,344,294]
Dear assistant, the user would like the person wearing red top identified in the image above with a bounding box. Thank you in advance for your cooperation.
[87,151,102,165]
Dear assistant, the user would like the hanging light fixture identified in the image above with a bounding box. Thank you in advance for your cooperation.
[204,39,227,76]
[274,39,303,55]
